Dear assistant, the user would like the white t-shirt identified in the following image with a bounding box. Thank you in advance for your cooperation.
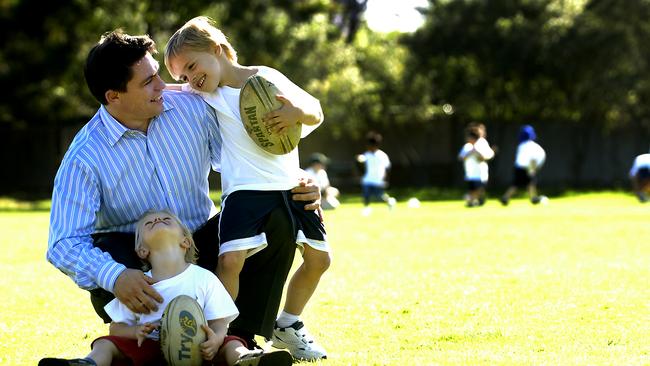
[184,66,321,196]
[104,264,238,338]
[630,153,650,177]
[361,149,391,186]
[515,140,546,171]
[459,137,494,182]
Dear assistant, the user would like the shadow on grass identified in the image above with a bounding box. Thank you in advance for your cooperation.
[0,198,51,212]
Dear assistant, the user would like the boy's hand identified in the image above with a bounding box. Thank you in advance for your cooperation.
[136,322,159,347]
[199,324,224,361]
[263,95,301,135]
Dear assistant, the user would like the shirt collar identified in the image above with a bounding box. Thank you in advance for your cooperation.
[98,98,175,146]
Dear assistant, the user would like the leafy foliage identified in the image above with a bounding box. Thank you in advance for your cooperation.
[403,0,650,132]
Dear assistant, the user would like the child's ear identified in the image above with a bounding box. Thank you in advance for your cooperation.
[136,247,149,260]
[212,43,222,57]
[180,237,191,249]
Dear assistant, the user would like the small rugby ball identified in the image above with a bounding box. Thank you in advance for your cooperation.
[160,295,207,366]
[239,74,302,155]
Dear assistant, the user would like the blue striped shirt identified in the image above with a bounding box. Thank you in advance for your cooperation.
[47,91,221,292]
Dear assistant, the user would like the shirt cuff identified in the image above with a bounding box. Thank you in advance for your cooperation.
[97,261,128,293]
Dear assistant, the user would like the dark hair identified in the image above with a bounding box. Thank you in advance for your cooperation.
[465,124,482,140]
[84,30,156,105]
[366,131,383,146]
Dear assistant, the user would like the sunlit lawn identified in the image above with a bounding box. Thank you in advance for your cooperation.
[1,193,648,365]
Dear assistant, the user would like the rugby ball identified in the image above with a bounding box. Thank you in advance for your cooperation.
[239,74,301,155]
[160,295,207,366]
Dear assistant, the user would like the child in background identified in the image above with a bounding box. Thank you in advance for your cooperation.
[305,152,340,210]
[629,152,650,203]
[39,209,291,366]
[458,122,495,207]
[500,125,547,205]
[356,131,395,216]
[164,16,329,361]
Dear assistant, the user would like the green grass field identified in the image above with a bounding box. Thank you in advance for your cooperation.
[1,193,649,365]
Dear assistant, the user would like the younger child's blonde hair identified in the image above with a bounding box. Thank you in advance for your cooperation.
[164,16,237,79]
[135,209,198,267]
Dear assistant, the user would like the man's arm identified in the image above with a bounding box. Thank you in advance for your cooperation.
[47,159,126,291]
[48,158,162,313]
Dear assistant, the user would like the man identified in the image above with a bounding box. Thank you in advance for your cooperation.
[46,30,321,348]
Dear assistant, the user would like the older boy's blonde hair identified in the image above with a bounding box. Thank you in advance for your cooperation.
[135,209,198,267]
[164,16,237,78]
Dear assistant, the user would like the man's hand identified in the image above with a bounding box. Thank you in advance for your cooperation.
[113,269,163,314]
[292,177,324,221]
[292,177,321,209]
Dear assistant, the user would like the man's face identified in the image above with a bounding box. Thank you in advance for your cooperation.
[112,53,166,127]
[168,47,222,93]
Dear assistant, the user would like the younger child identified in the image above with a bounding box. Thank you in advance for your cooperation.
[458,122,495,207]
[305,152,340,210]
[500,125,547,205]
[356,131,395,216]
[629,152,650,203]
[39,209,292,366]
[164,17,330,360]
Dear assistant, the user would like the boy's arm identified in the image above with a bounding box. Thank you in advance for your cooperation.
[109,322,159,346]
[199,319,228,361]
[263,68,324,135]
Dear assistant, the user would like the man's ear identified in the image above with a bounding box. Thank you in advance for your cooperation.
[137,246,149,260]
[105,90,120,105]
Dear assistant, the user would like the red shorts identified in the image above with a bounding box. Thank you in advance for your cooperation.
[92,335,247,366]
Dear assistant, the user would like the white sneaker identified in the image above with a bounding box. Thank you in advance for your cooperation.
[270,321,327,361]
[362,206,372,216]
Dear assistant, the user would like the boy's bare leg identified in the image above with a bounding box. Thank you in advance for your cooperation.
[272,245,329,360]
[283,246,330,316]
[501,186,517,205]
[86,339,122,366]
[528,184,538,200]
[219,339,249,366]
[217,250,248,300]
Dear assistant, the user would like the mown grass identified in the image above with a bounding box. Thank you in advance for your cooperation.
[1,193,648,365]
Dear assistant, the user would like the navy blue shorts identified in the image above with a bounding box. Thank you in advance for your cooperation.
[218,190,328,257]
[465,179,485,191]
[637,167,650,179]
[512,167,535,188]
[362,183,386,205]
